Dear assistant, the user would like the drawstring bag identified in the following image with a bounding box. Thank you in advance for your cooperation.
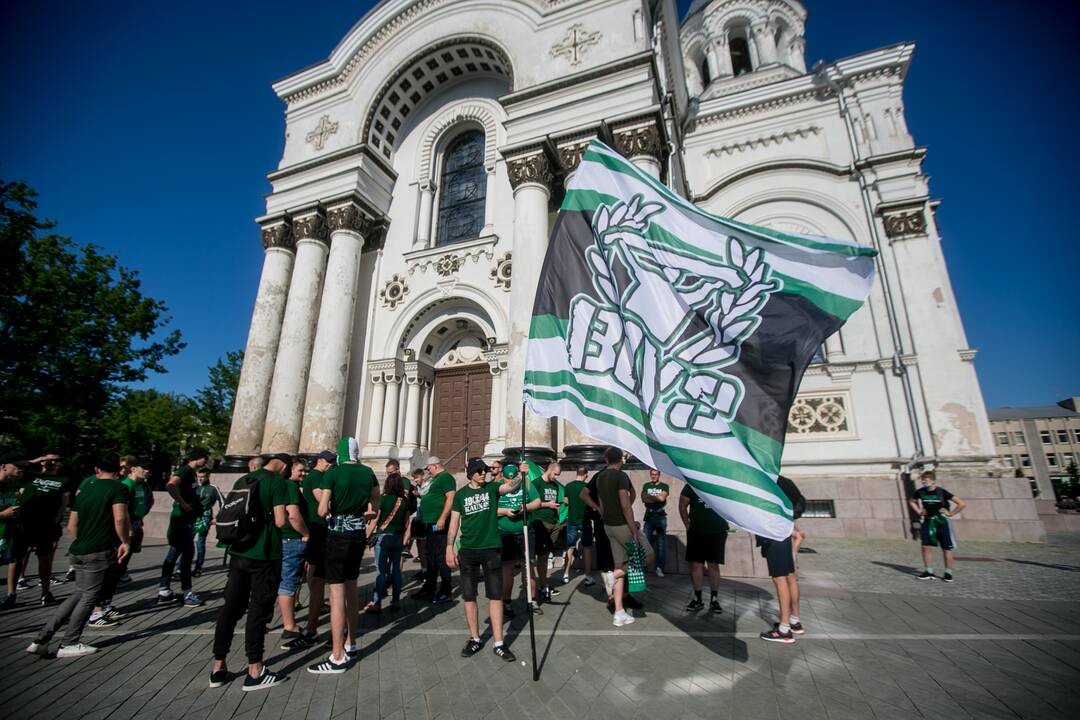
[193,515,210,535]
[625,541,647,593]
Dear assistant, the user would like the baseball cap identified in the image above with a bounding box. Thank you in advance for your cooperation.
[466,458,489,478]
[501,464,519,480]
[0,452,26,467]
[426,456,442,467]
[316,450,337,464]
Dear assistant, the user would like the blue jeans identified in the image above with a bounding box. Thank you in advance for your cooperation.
[160,516,195,592]
[195,531,209,572]
[644,515,667,571]
[277,538,308,596]
[372,533,403,606]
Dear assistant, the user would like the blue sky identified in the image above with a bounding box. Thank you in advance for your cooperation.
[1,0,1076,409]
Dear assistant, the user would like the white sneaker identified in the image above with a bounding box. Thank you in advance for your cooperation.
[656,568,665,578]
[561,575,570,584]
[25,641,48,656]
[612,611,635,628]
[56,643,98,658]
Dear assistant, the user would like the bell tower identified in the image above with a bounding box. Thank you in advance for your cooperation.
[681,0,807,97]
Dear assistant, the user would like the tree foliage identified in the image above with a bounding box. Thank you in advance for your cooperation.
[0,180,184,467]
[101,389,197,480]
[193,350,243,459]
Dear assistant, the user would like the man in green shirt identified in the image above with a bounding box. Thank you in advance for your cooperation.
[497,461,542,617]
[532,462,565,602]
[594,447,654,628]
[447,458,519,662]
[308,438,379,674]
[15,453,69,605]
[679,484,729,614]
[417,456,456,602]
[301,449,335,639]
[641,469,670,578]
[158,447,209,607]
[27,454,130,658]
[0,453,26,609]
[194,467,221,576]
[276,460,312,648]
[561,466,591,585]
[210,453,302,691]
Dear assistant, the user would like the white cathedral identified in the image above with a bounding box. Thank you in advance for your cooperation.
[223,0,1044,543]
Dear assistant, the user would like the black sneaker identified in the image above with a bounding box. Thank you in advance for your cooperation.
[243,668,284,691]
[529,601,544,616]
[461,639,483,657]
[760,627,795,644]
[387,600,401,612]
[16,578,33,590]
[547,586,561,597]
[40,592,58,607]
[916,571,935,581]
[686,598,704,611]
[433,593,451,604]
[86,615,117,628]
[0,593,15,610]
[157,590,178,604]
[209,669,230,688]
[789,621,805,635]
[280,629,310,649]
[307,656,349,674]
[942,573,954,583]
[493,645,516,662]
[709,600,723,614]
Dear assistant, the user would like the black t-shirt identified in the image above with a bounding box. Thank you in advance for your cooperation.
[913,486,954,517]
[172,465,201,520]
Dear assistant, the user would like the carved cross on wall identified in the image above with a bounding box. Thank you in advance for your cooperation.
[305,115,339,151]
[550,24,601,66]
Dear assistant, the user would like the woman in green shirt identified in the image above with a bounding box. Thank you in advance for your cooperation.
[364,473,411,613]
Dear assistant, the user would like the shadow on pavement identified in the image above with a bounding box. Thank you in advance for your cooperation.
[1001,558,1080,572]
[871,561,921,576]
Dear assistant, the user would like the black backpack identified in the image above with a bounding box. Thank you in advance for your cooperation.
[777,475,806,520]
[215,473,264,549]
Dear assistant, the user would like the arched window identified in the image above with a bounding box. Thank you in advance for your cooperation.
[730,35,753,76]
[701,56,711,85]
[436,130,487,247]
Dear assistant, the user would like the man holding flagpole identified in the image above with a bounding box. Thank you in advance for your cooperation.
[594,447,652,627]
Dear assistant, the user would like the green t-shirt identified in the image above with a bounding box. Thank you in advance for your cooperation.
[121,477,149,521]
[69,477,130,556]
[198,483,219,516]
[681,486,729,534]
[302,469,326,526]
[230,469,290,561]
[374,493,408,536]
[420,471,456,525]
[532,477,563,525]
[280,480,307,540]
[170,465,201,520]
[497,481,540,534]
[595,468,632,526]
[324,463,377,516]
[564,480,587,525]
[0,479,20,546]
[642,481,670,517]
[20,473,70,520]
[452,482,501,550]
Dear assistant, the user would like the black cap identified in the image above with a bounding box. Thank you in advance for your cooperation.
[466,458,490,478]
[186,447,210,462]
[316,450,337,464]
[0,452,25,467]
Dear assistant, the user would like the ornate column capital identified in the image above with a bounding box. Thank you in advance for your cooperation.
[368,358,404,384]
[611,117,664,163]
[291,210,329,244]
[506,146,554,192]
[260,217,294,251]
[326,200,372,237]
[483,345,510,376]
[403,360,435,385]
[553,131,599,175]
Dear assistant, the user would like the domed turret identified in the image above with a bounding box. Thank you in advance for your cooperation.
[681,0,807,96]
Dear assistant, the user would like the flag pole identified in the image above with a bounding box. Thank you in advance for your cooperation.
[520,400,539,681]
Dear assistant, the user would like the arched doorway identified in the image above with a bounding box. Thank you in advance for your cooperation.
[428,334,491,471]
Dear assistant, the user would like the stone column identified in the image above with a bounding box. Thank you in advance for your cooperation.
[505,145,555,450]
[364,370,386,451]
[419,381,432,454]
[612,117,665,180]
[483,346,509,457]
[415,182,435,249]
[751,20,778,65]
[298,199,370,453]
[713,38,733,79]
[400,361,434,470]
[261,210,329,453]
[379,366,402,450]
[224,218,294,465]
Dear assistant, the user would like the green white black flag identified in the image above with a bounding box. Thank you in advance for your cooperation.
[524,141,877,541]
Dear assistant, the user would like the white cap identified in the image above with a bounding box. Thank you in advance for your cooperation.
[425,456,442,466]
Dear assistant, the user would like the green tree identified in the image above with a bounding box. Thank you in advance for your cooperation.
[101,389,197,482]
[193,350,243,459]
[0,180,184,468]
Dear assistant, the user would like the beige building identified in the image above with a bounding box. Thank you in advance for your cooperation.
[989,397,1080,499]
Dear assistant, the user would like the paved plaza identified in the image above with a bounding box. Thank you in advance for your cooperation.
[1,535,1079,720]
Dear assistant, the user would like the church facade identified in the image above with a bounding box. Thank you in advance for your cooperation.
[223,0,1044,542]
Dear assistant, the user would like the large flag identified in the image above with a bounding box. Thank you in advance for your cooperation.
[524,140,877,540]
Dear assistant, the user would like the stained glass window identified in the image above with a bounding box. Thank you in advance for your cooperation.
[436,130,486,247]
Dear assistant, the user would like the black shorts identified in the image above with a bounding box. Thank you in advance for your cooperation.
[761,536,795,577]
[459,548,502,601]
[324,532,365,584]
[919,517,956,550]
[13,520,61,556]
[500,530,536,563]
[306,524,328,578]
[686,531,727,565]
[531,521,560,556]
